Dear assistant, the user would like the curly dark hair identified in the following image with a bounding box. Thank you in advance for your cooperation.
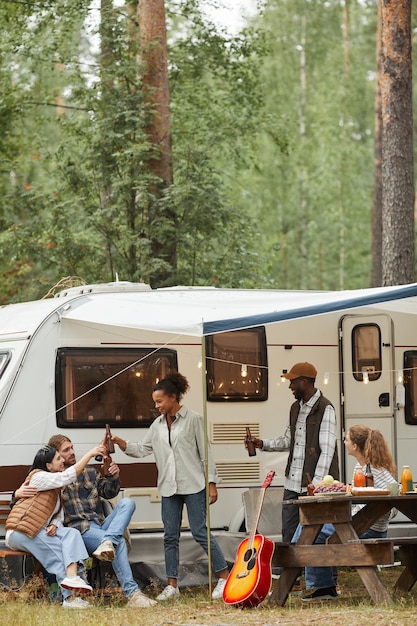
[153,372,190,401]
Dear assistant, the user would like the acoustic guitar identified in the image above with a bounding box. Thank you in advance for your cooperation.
[223,470,276,608]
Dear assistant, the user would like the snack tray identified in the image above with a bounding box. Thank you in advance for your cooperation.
[351,487,390,496]
[313,491,347,497]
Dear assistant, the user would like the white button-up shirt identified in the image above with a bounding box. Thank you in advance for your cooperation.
[124,406,218,497]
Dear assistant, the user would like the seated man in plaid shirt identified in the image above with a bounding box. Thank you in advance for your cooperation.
[15,434,156,608]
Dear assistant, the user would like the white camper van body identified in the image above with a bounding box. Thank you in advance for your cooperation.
[1,282,417,545]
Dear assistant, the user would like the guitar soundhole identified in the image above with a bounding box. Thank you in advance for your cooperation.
[244,548,257,568]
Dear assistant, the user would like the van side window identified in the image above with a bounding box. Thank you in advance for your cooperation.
[0,351,11,378]
[206,327,268,401]
[404,351,417,425]
[351,323,382,382]
[55,348,177,428]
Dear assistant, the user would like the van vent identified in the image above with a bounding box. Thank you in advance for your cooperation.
[216,461,261,483]
[211,422,260,443]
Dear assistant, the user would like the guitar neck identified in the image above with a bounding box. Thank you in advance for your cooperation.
[247,487,267,548]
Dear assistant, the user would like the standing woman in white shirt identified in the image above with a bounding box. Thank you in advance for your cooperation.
[6,442,105,609]
[112,372,229,601]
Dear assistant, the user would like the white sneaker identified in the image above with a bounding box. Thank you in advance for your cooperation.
[156,585,180,601]
[92,539,115,561]
[127,590,157,607]
[212,578,227,600]
[60,576,92,593]
[62,597,91,609]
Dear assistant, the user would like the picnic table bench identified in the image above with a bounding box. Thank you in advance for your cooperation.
[270,493,417,606]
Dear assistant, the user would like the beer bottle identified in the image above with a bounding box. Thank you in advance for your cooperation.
[245,427,256,457]
[401,465,413,494]
[306,473,315,496]
[364,462,374,487]
[95,423,115,462]
[106,423,115,454]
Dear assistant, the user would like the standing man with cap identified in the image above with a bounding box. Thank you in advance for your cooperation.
[246,362,339,545]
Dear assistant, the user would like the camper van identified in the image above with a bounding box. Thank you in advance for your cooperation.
[1,281,417,575]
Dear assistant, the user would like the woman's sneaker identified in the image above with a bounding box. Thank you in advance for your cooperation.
[156,585,180,601]
[212,578,227,599]
[62,597,91,609]
[127,590,157,607]
[60,576,92,593]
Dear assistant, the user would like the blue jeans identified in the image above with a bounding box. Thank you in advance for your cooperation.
[162,489,228,580]
[8,526,88,600]
[292,523,388,589]
[81,498,138,598]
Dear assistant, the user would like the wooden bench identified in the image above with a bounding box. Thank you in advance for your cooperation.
[272,536,417,594]
[0,498,41,576]
[358,536,417,592]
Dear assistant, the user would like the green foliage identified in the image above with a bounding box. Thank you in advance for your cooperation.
[229,0,379,290]
[1,0,410,302]
[0,0,269,301]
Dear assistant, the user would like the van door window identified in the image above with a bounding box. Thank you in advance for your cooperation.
[55,348,177,428]
[205,327,268,401]
[0,352,11,378]
[404,351,417,425]
[351,323,382,382]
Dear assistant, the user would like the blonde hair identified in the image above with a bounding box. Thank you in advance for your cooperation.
[349,424,397,476]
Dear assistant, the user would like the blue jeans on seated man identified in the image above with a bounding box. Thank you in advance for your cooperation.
[81,498,139,599]
[292,523,387,589]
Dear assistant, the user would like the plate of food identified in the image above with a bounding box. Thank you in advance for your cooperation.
[351,487,390,496]
[313,490,347,497]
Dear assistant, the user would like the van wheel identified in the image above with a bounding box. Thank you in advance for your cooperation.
[227,504,246,532]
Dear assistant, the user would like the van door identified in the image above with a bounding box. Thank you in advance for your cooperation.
[340,314,395,482]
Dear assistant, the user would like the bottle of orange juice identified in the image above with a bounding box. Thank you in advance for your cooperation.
[401,465,413,494]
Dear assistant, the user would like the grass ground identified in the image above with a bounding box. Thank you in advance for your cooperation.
[1,566,416,625]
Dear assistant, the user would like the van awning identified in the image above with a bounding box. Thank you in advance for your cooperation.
[62,282,417,336]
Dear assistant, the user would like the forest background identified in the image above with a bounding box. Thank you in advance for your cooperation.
[1,0,416,304]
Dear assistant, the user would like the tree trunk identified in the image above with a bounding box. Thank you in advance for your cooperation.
[371,0,383,287]
[381,0,415,286]
[137,0,176,287]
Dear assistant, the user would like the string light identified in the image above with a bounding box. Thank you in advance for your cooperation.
[197,359,202,369]
[363,371,369,384]
[398,370,404,384]
[281,369,287,382]
[323,372,330,385]
[241,364,248,378]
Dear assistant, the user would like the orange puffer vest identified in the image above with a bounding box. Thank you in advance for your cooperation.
[6,469,61,538]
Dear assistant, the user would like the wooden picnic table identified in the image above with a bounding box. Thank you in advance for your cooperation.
[270,493,417,606]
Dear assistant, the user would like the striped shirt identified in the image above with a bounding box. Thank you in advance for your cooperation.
[352,462,397,532]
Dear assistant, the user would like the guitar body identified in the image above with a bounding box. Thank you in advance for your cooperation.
[223,534,274,608]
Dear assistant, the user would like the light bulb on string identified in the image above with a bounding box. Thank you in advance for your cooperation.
[323,372,330,385]
[197,359,202,369]
[281,369,287,382]
[241,364,248,378]
[398,370,403,384]
[363,371,369,385]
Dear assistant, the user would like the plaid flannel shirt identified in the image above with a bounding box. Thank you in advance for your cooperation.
[61,466,120,534]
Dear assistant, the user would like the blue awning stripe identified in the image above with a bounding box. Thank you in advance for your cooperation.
[202,283,417,335]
